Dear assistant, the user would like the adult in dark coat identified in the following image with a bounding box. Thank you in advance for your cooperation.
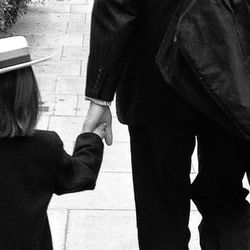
[84,0,250,249]
[157,0,250,140]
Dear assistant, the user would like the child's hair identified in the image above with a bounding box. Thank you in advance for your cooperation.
[0,67,40,138]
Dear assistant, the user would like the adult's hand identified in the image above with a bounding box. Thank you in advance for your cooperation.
[82,102,113,145]
[93,123,107,140]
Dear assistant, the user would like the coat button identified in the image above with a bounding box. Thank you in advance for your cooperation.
[94,78,100,89]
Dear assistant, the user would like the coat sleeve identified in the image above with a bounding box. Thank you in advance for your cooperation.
[52,132,104,195]
[85,0,141,101]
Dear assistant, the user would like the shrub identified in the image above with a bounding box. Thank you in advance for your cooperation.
[0,0,45,32]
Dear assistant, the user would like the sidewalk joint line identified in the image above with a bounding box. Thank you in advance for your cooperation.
[76,95,80,117]
[47,115,52,130]
[63,209,70,250]
[60,46,64,61]
[53,76,58,94]
[79,61,82,77]
[65,22,69,35]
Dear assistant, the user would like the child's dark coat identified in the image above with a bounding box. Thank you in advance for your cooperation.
[0,131,103,250]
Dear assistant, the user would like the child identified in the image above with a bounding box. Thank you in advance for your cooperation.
[0,36,106,250]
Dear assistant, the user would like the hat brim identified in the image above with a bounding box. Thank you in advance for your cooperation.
[0,56,52,75]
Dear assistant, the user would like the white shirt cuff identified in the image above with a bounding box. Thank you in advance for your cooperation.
[85,97,111,107]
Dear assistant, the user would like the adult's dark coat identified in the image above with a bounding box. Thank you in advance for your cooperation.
[157,0,250,139]
[86,0,186,125]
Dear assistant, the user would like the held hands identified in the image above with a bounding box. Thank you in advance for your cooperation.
[82,102,113,145]
[93,123,107,140]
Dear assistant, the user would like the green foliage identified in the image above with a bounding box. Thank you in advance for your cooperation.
[0,0,45,31]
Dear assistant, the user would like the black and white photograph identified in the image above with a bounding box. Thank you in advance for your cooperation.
[0,0,250,249]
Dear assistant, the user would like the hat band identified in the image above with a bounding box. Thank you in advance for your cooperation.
[0,55,31,70]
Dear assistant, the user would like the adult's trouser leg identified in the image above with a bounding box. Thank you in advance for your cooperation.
[192,121,250,250]
[129,118,196,250]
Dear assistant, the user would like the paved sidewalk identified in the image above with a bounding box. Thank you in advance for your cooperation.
[6,0,249,249]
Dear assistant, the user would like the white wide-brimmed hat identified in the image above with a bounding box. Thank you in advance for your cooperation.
[0,36,52,75]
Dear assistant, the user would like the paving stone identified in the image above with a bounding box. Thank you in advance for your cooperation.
[84,13,92,24]
[189,211,202,250]
[68,0,88,4]
[55,76,85,94]
[83,33,90,47]
[192,145,198,174]
[109,97,119,116]
[47,209,68,250]
[87,0,94,5]
[81,61,88,76]
[76,95,89,116]
[62,46,89,60]
[39,93,57,115]
[30,46,63,62]
[10,20,67,35]
[62,140,75,155]
[48,116,84,141]
[191,200,198,211]
[54,95,78,116]
[243,173,249,188]
[102,142,131,172]
[43,0,88,3]
[66,22,90,33]
[33,60,81,76]
[60,33,84,46]
[70,4,93,13]
[29,3,71,13]
[37,74,57,94]
[25,33,83,47]
[49,173,135,210]
[44,0,71,2]
[112,118,130,142]
[23,34,56,47]
[190,173,197,184]
[36,115,50,130]
[243,174,250,202]
[192,143,198,173]
[66,210,138,250]
[68,4,83,14]
[20,12,85,23]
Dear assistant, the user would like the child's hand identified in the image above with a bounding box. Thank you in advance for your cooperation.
[93,123,107,140]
